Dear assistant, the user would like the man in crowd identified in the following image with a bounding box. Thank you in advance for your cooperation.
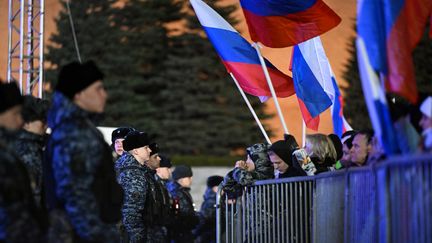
[44,61,123,242]
[167,165,200,242]
[13,95,50,206]
[115,131,167,242]
[111,126,135,157]
[195,175,224,243]
[350,130,374,166]
[0,82,44,242]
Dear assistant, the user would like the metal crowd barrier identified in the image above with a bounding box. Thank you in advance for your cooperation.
[217,154,432,243]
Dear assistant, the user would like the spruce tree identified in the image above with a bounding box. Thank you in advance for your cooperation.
[342,26,432,131]
[142,1,272,155]
[45,0,121,85]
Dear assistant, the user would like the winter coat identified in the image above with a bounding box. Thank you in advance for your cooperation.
[222,143,274,199]
[44,92,123,243]
[195,188,218,243]
[0,128,44,242]
[13,129,45,206]
[167,181,199,243]
[115,153,167,243]
[155,176,175,237]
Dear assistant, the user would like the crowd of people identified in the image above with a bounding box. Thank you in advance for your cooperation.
[0,60,431,242]
[0,61,223,243]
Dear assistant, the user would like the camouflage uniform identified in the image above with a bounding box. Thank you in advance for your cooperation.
[115,152,167,243]
[0,128,44,242]
[44,92,123,242]
[167,181,199,243]
[13,129,45,206]
[222,143,274,198]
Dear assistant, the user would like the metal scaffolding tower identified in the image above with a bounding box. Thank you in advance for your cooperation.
[7,0,45,98]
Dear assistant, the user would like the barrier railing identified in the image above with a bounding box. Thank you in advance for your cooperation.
[217,154,432,243]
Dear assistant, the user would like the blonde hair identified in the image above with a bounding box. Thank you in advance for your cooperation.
[305,134,337,164]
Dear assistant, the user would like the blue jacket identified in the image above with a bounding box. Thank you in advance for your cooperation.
[44,92,122,242]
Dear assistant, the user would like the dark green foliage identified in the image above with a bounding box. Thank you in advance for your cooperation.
[45,0,272,157]
[171,154,243,167]
[342,26,432,131]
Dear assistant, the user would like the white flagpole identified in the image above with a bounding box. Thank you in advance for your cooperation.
[302,120,306,147]
[230,73,272,144]
[252,42,290,135]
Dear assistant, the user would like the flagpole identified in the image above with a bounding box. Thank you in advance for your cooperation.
[302,120,306,147]
[230,72,272,145]
[252,42,290,135]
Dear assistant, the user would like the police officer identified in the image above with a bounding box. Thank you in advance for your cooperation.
[0,82,44,242]
[44,61,123,242]
[115,132,166,242]
[167,165,200,243]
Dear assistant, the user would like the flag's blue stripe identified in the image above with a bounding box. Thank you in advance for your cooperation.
[203,26,276,68]
[374,100,400,154]
[331,77,343,137]
[357,0,387,73]
[239,0,316,17]
[292,46,332,117]
[383,0,405,36]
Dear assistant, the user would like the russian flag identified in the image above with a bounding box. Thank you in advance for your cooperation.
[356,37,399,155]
[291,37,332,130]
[190,0,295,98]
[358,0,432,103]
[331,75,353,137]
[239,0,341,48]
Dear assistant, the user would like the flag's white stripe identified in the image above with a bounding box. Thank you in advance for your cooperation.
[190,0,237,33]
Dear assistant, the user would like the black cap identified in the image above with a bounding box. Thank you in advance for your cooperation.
[55,61,104,99]
[159,155,172,168]
[111,127,135,144]
[122,131,150,151]
[207,175,223,188]
[172,165,193,180]
[0,82,23,113]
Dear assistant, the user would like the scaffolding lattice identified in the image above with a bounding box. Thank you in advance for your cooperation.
[7,0,45,98]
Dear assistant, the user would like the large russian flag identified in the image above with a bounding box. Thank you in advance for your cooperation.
[356,37,399,155]
[358,0,432,103]
[291,37,332,130]
[239,0,341,48]
[190,0,295,98]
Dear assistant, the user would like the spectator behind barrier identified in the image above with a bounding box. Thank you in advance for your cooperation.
[268,135,306,178]
[419,96,432,152]
[304,133,337,174]
[336,130,357,169]
[350,130,374,166]
[222,143,274,199]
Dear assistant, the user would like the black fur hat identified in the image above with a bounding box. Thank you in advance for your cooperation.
[159,155,172,168]
[111,127,135,144]
[172,165,193,180]
[207,175,223,188]
[21,95,50,122]
[55,61,104,99]
[0,82,23,113]
[122,131,150,151]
